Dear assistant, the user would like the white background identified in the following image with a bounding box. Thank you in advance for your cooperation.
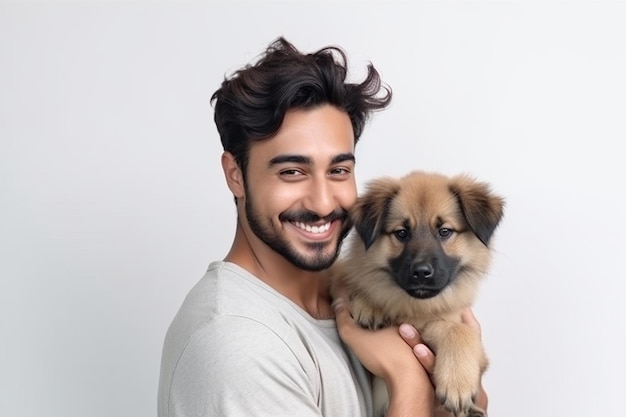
[2,1,625,416]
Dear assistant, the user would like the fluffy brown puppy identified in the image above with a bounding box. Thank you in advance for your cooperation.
[331,170,505,417]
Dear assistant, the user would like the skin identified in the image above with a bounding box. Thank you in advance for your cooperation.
[221,104,487,416]
[335,300,489,416]
[221,104,356,318]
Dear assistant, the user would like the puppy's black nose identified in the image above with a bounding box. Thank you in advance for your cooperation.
[411,262,434,281]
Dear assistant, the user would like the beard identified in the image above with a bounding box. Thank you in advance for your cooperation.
[244,187,351,272]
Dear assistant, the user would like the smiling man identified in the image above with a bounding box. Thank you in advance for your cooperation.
[157,37,487,417]
[230,106,356,271]
[219,104,356,321]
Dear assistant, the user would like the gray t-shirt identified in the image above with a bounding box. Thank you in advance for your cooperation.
[158,261,373,417]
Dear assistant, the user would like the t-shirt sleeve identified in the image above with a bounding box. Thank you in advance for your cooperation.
[163,315,322,417]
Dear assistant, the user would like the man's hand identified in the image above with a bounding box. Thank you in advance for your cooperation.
[333,297,435,416]
[398,308,489,415]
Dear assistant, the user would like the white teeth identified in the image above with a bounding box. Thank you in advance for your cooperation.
[293,221,331,234]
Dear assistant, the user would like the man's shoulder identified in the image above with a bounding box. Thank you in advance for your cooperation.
[158,263,324,417]
[184,261,292,319]
[160,262,317,389]
[163,261,304,356]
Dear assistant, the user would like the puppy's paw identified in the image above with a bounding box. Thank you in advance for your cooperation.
[436,386,480,417]
[434,362,482,416]
[466,405,487,417]
[350,298,392,330]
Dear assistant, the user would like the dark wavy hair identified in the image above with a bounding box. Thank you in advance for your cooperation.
[210,37,392,174]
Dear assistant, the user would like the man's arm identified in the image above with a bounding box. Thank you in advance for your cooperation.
[335,299,489,417]
[161,316,323,417]
[333,298,435,416]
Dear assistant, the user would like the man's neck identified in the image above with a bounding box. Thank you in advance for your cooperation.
[224,228,334,320]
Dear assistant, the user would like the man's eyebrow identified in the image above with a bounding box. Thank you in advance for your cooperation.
[268,153,355,167]
[331,153,355,164]
[268,154,311,167]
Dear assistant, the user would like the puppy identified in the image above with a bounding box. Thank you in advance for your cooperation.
[331,170,504,417]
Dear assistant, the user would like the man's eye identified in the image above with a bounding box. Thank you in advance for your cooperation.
[393,229,410,242]
[280,169,304,177]
[329,167,350,176]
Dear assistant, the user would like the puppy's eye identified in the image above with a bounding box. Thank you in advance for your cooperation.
[393,229,410,242]
[438,227,454,239]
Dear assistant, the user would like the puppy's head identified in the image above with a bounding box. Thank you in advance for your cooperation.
[349,171,505,300]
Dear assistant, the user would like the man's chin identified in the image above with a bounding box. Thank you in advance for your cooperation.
[288,249,339,272]
[294,261,335,272]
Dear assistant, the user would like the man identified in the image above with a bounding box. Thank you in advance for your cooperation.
[158,37,487,417]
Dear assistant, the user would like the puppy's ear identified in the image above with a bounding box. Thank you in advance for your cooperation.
[351,177,400,249]
[449,174,505,247]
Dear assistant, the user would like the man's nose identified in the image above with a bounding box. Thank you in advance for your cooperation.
[304,178,335,216]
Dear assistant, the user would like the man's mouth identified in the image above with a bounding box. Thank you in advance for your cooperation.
[292,221,331,234]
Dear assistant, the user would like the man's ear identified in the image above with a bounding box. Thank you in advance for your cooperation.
[221,151,245,199]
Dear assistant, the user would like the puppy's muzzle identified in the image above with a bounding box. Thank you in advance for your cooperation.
[412,261,434,282]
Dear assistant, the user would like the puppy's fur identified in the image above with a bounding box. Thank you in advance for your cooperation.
[331,170,504,417]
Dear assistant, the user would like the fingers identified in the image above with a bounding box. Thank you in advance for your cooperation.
[413,343,436,375]
[398,323,422,347]
[460,307,482,335]
[332,298,353,334]
[397,311,488,415]
[398,324,436,375]
[333,297,370,343]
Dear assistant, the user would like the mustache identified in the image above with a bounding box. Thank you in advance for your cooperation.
[279,209,348,224]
